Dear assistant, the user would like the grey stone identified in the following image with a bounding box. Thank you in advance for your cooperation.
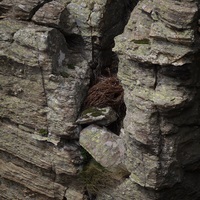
[154,0,198,29]
[80,125,125,170]
[1,0,200,199]
[114,0,200,199]
[76,107,117,126]
[114,0,200,66]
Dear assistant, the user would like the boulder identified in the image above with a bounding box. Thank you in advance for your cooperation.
[79,124,125,170]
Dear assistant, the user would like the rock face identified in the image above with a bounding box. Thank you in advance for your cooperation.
[1,0,200,200]
[112,0,200,199]
[0,0,132,199]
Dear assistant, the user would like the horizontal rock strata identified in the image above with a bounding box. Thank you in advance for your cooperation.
[1,0,200,200]
[0,0,133,199]
[111,0,200,199]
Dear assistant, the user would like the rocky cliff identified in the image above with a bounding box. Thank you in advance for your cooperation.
[0,0,200,200]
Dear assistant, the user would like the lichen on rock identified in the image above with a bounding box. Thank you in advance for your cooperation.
[76,106,117,126]
[1,0,200,200]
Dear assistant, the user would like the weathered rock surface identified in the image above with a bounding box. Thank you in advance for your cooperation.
[115,0,199,66]
[111,0,200,199]
[76,107,117,126]
[80,124,125,170]
[1,0,200,200]
[0,0,132,199]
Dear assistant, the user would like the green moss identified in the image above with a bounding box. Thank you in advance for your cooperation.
[79,159,115,195]
[132,39,150,44]
[82,107,106,118]
[80,147,92,164]
[67,63,75,69]
[39,129,48,137]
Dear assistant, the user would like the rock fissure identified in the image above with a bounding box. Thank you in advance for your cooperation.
[155,108,165,189]
[141,151,147,187]
[153,65,158,90]
[1,0,200,199]
[35,32,49,137]
[28,0,53,21]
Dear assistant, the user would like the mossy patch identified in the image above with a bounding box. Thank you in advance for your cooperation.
[79,159,116,195]
[39,129,48,137]
[81,107,106,118]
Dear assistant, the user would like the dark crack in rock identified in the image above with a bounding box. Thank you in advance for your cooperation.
[1,0,200,200]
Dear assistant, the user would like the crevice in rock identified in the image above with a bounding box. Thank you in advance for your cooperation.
[79,0,137,135]
[156,109,164,187]
[30,4,85,52]
[153,65,165,186]
[82,187,94,200]
[153,65,159,90]
[39,66,48,107]
[47,29,86,79]
[64,33,85,50]
[36,39,49,140]
[62,187,68,200]
[76,2,139,195]
[84,189,97,200]
[28,0,53,21]
[82,76,125,135]
[32,21,85,50]
[75,2,138,197]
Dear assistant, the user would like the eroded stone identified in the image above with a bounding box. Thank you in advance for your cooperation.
[80,124,125,170]
[76,107,117,126]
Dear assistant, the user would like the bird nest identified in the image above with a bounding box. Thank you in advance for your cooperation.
[84,76,124,112]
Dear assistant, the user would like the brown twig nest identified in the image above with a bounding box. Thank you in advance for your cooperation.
[84,77,124,111]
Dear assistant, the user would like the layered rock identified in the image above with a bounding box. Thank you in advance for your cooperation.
[0,14,89,200]
[112,0,200,199]
[1,0,200,200]
[0,0,132,199]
